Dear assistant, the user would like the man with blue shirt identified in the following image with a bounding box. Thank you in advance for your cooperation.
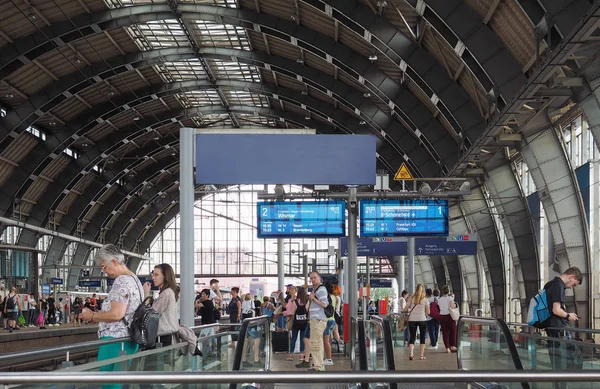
[308,271,329,371]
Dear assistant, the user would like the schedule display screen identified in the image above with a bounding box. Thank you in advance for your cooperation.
[257,201,346,238]
[360,200,449,237]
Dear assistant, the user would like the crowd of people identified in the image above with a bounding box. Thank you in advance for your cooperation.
[399,284,458,361]
[0,285,105,331]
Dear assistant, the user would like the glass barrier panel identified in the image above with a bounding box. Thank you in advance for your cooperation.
[511,329,600,389]
[239,321,269,372]
[457,319,523,389]
[365,319,389,389]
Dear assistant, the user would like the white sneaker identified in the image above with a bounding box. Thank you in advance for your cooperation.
[323,359,334,366]
[428,345,438,350]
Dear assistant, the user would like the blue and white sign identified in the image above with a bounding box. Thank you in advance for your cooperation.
[79,280,101,288]
[369,279,393,288]
[360,200,449,237]
[257,201,346,238]
[340,237,408,256]
[51,278,63,285]
[415,235,478,255]
[42,284,51,295]
[340,235,477,256]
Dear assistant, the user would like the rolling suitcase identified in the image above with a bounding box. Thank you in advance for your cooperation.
[271,331,289,352]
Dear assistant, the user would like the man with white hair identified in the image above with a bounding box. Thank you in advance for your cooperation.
[307,271,329,371]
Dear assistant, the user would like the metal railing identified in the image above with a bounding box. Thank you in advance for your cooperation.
[2,370,600,386]
[0,322,240,367]
[368,315,397,389]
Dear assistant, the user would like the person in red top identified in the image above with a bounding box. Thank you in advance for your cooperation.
[90,294,98,312]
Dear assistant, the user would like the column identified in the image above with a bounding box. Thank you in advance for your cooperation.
[407,237,415,293]
[277,238,285,293]
[179,127,195,327]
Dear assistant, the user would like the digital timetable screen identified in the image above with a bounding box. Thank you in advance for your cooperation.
[360,199,449,237]
[257,201,346,238]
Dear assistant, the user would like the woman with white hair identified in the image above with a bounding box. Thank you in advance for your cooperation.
[78,244,143,389]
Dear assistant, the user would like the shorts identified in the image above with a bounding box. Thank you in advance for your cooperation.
[324,320,336,336]
[303,324,311,339]
[6,311,18,321]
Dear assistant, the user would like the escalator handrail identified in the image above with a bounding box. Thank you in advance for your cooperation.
[506,321,600,336]
[370,315,397,389]
[458,316,529,389]
[0,322,239,365]
[229,315,270,389]
[352,317,369,389]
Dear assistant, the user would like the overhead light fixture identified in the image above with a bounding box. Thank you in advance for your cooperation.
[368,54,378,62]
[6,93,13,98]
[274,184,285,197]
[304,113,311,120]
[301,89,308,95]
[459,181,470,192]
[419,183,432,196]
[363,92,371,98]
[359,120,367,125]
[296,57,304,64]
[28,8,37,20]
[290,14,298,21]
[133,116,140,121]
[49,121,57,126]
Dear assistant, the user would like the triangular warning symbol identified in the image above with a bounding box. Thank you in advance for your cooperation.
[393,162,414,180]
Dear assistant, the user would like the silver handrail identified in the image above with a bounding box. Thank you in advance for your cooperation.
[0,370,600,384]
[0,322,240,365]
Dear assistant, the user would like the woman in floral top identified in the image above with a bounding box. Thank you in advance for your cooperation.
[79,244,143,389]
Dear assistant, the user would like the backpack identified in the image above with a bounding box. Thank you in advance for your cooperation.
[429,298,441,321]
[527,287,551,328]
[316,285,334,317]
[293,300,308,330]
[5,295,16,311]
[213,305,221,321]
[124,276,160,347]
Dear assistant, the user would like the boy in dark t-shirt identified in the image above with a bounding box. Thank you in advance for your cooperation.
[544,267,582,388]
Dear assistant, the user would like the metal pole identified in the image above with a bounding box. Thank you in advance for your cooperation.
[277,239,285,293]
[179,127,195,327]
[365,256,371,319]
[407,237,415,293]
[303,255,308,287]
[396,255,405,312]
[348,187,358,319]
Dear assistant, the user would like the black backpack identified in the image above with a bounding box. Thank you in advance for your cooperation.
[124,276,159,347]
[213,305,221,321]
[316,285,334,317]
[293,300,308,330]
[5,295,16,311]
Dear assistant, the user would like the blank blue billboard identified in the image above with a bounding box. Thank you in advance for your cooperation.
[195,134,376,185]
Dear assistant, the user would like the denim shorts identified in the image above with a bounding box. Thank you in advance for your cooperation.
[324,319,336,336]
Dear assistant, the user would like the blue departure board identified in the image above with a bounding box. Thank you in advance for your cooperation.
[360,200,449,237]
[257,201,346,238]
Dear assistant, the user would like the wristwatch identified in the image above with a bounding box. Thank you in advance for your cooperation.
[566,313,570,320]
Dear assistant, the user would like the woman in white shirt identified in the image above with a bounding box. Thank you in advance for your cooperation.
[406,284,430,360]
[438,285,458,353]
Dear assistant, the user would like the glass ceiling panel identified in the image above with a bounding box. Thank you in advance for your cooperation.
[190,21,250,50]
[127,21,189,51]
[154,59,208,82]
[237,114,278,127]
[177,90,221,108]
[223,90,269,107]
[209,60,261,82]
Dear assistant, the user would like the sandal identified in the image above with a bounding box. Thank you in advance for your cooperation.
[286,356,295,361]
[419,356,426,360]
[409,355,414,360]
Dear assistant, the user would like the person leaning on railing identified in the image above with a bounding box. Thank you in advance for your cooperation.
[78,244,144,389]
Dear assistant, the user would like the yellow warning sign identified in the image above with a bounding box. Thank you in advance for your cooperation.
[393,162,413,181]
